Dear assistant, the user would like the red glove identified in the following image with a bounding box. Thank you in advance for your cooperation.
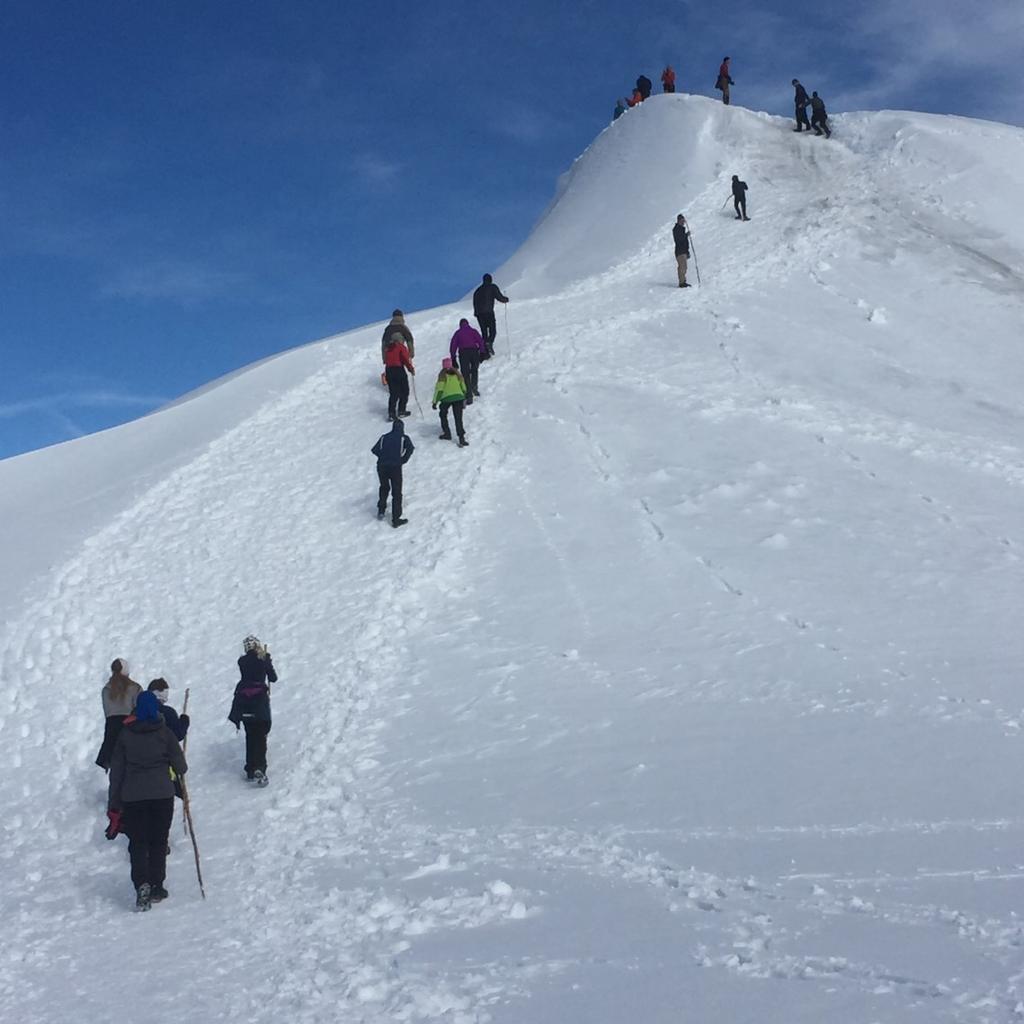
[105,810,122,840]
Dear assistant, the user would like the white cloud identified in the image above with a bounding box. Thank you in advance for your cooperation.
[101,261,246,304]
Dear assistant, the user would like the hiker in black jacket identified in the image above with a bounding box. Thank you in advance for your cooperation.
[636,74,653,100]
[792,79,811,132]
[472,274,509,357]
[371,418,415,527]
[731,175,750,220]
[810,92,831,137]
[672,214,691,288]
[228,635,279,783]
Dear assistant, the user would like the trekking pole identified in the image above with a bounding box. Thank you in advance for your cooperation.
[503,304,512,356]
[689,233,702,286]
[720,195,731,211]
[410,374,424,418]
[181,687,191,836]
[179,777,207,900]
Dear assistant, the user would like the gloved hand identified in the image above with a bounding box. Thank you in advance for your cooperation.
[105,810,121,840]
[179,713,190,733]
[432,403,437,410]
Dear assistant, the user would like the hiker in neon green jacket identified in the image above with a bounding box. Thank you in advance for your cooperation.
[432,358,469,447]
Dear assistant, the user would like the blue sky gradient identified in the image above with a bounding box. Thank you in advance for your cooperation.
[3,0,1022,458]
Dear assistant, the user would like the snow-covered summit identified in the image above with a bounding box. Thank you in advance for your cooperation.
[3,96,1024,1023]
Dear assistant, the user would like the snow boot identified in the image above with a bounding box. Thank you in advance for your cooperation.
[151,886,169,903]
[399,410,411,418]
[377,508,385,519]
[253,769,269,788]
[458,437,469,448]
[136,883,152,912]
[439,432,452,440]
[392,518,409,528]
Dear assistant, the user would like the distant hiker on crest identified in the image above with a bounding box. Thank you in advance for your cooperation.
[673,214,691,288]
[380,309,415,361]
[716,57,733,104]
[106,690,188,911]
[433,358,469,447]
[472,273,509,358]
[450,318,486,403]
[792,79,811,132]
[810,91,831,137]
[371,418,415,527]
[731,175,750,221]
[627,87,643,108]
[613,97,627,120]
[382,334,415,421]
[661,66,676,93]
[147,678,190,743]
[228,636,278,783]
[95,658,142,771]
[636,74,653,101]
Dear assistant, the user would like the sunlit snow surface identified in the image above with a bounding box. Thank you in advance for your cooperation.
[2,95,1024,1023]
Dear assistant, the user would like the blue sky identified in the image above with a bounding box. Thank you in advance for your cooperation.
[3,0,1022,459]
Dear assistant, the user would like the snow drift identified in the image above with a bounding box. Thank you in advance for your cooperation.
[2,95,1024,1024]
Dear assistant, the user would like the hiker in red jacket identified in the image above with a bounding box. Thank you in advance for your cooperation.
[661,66,676,93]
[382,337,415,421]
[716,57,733,105]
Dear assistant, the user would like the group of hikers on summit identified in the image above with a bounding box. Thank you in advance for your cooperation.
[96,637,278,910]
[372,272,509,528]
[613,58,832,139]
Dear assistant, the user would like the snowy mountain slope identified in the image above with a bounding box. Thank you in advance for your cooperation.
[3,95,1024,1024]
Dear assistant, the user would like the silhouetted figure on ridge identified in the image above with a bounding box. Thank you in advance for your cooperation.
[810,91,832,137]
[716,57,733,104]
[792,79,811,132]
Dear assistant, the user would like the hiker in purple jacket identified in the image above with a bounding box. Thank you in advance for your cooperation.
[449,318,486,404]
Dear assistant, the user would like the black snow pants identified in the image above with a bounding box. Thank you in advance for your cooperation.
[458,348,480,400]
[122,797,175,889]
[385,366,409,418]
[795,104,811,131]
[476,312,496,356]
[243,718,272,774]
[734,194,748,219]
[376,464,404,523]
[439,400,465,440]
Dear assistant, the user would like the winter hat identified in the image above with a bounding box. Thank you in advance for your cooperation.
[111,657,128,675]
[391,417,405,432]
[442,357,453,370]
[147,678,169,703]
[792,78,798,85]
[243,635,261,653]
[459,318,469,326]
[391,308,403,318]
[482,273,492,284]
[135,691,161,722]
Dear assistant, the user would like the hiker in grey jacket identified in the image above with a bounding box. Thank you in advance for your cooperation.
[106,691,188,910]
[380,309,415,361]
[95,658,142,770]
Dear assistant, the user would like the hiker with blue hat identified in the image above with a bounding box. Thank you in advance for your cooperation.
[106,690,188,911]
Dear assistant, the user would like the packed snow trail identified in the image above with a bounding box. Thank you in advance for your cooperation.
[2,96,1024,1023]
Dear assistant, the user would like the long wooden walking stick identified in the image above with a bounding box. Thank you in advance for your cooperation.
[503,304,512,356]
[179,776,206,900]
[181,687,191,836]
